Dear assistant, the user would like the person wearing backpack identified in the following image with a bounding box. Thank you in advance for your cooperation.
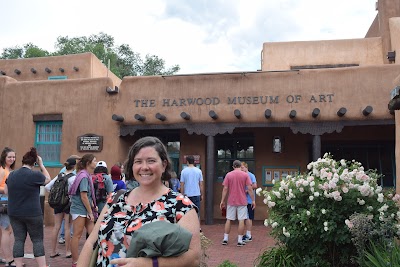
[45,157,76,259]
[92,161,113,214]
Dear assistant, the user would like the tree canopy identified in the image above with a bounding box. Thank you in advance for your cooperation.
[0,32,180,78]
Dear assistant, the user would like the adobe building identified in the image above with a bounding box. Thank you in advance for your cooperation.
[1,0,400,225]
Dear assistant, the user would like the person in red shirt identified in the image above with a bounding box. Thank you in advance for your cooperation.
[220,160,255,247]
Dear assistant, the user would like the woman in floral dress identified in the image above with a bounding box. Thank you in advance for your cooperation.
[77,136,200,267]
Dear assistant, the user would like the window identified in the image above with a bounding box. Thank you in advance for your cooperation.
[322,142,396,188]
[48,76,67,80]
[35,121,63,166]
[216,134,255,181]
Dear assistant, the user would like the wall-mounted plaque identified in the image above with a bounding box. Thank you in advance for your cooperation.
[262,166,300,186]
[77,134,103,152]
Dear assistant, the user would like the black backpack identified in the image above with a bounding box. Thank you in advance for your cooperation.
[48,173,74,211]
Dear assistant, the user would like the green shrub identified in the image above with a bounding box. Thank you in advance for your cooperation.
[254,245,301,267]
[258,153,400,266]
[362,241,400,267]
[216,260,239,267]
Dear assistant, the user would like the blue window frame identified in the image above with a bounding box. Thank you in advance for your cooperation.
[48,76,67,80]
[35,121,63,167]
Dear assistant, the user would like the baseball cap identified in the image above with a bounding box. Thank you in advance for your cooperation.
[96,161,107,168]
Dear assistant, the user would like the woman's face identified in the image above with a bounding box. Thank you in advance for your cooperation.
[132,146,166,186]
[88,157,97,170]
[5,152,16,167]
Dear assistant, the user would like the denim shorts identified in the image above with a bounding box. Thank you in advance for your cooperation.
[0,214,11,229]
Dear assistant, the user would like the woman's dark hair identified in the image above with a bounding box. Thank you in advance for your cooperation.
[0,147,16,170]
[125,136,172,181]
[94,166,108,174]
[64,161,76,171]
[22,147,38,166]
[76,154,95,172]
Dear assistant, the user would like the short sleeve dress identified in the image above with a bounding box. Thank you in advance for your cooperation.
[95,189,197,266]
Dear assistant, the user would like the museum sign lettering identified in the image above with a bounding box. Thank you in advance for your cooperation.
[133,94,334,107]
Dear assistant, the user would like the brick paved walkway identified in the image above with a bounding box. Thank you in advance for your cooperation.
[9,221,275,267]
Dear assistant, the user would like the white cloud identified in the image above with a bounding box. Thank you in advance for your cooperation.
[0,0,377,74]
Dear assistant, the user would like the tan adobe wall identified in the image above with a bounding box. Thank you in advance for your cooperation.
[376,0,400,63]
[0,76,121,172]
[0,53,94,81]
[389,17,400,64]
[262,38,383,71]
[0,53,121,86]
[89,53,121,86]
[115,65,398,125]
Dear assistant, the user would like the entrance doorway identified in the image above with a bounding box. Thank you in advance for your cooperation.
[215,133,255,182]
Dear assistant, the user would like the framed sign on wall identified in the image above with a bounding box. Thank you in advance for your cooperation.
[262,166,300,186]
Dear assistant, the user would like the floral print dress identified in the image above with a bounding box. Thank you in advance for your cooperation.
[95,189,197,267]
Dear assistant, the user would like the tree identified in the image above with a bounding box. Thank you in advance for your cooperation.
[0,43,49,59]
[0,33,180,78]
[140,55,180,76]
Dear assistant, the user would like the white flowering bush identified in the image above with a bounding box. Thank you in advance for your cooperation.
[258,153,400,266]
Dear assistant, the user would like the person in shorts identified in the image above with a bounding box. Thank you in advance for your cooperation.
[220,160,255,247]
[241,161,257,242]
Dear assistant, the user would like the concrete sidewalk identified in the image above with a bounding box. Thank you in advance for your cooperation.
[13,221,275,267]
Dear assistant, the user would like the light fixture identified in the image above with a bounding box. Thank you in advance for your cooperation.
[59,68,65,73]
[106,86,119,94]
[45,67,52,73]
[337,107,347,117]
[14,69,21,75]
[31,68,37,74]
[0,71,6,75]
[387,51,396,63]
[209,110,218,120]
[234,109,241,119]
[134,114,146,122]
[272,136,282,153]
[312,108,320,118]
[112,114,124,122]
[362,106,373,116]
[180,112,191,120]
[73,66,79,71]
[264,109,272,119]
[155,113,166,121]
[289,110,296,119]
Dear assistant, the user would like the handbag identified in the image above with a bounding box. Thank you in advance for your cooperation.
[88,243,99,267]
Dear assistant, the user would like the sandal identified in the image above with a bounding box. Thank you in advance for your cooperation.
[65,254,72,258]
[50,253,60,258]
[5,260,15,267]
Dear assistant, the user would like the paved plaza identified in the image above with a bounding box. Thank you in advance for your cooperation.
[11,220,275,267]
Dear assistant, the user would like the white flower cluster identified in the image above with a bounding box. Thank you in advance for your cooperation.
[258,153,400,241]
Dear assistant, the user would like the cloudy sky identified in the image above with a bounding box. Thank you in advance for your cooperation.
[1,0,377,74]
